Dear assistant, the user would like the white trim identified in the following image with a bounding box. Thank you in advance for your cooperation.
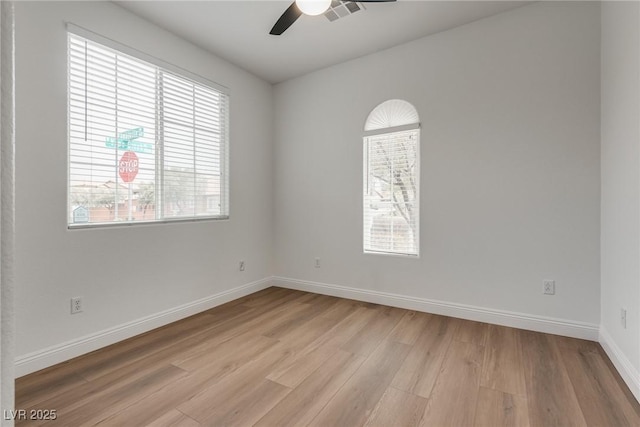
[16,275,638,406]
[272,276,599,341]
[14,278,271,377]
[599,326,640,403]
[363,123,420,138]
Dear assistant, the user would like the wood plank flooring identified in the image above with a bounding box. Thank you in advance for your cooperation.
[15,287,640,426]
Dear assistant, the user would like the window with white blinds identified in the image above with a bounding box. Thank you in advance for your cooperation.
[363,100,420,256]
[68,28,229,227]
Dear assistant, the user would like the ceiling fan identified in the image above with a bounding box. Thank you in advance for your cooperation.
[270,0,397,35]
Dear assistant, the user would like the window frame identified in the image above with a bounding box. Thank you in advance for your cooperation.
[363,123,421,257]
[66,24,230,229]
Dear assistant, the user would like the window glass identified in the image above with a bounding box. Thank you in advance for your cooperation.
[363,100,420,256]
[68,31,229,227]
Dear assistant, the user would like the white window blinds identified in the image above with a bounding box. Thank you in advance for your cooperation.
[364,128,420,256]
[68,29,229,227]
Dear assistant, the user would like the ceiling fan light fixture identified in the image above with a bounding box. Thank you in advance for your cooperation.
[295,0,332,16]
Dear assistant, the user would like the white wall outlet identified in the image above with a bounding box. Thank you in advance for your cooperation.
[621,307,627,329]
[315,257,320,268]
[239,260,245,271]
[543,280,555,295]
[71,297,83,314]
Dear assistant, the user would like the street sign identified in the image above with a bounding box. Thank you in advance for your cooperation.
[105,127,152,154]
[119,151,139,183]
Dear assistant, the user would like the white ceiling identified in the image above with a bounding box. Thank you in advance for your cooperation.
[115,1,531,84]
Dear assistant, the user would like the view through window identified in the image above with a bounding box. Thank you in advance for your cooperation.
[68,29,229,227]
[363,100,420,256]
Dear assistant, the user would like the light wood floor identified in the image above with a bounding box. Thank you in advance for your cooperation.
[16,287,640,426]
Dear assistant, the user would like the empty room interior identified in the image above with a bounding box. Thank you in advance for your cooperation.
[1,0,640,425]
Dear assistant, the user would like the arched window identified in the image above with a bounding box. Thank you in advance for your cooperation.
[363,100,420,256]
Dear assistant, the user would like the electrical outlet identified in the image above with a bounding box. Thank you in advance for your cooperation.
[543,280,555,295]
[315,257,320,268]
[71,297,83,314]
[239,260,245,271]
[621,307,627,329]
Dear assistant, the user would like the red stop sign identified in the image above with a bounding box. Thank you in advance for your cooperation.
[118,151,139,183]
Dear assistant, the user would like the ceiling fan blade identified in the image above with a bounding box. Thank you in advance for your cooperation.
[270,2,303,36]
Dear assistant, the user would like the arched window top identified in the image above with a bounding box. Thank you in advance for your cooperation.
[364,99,419,132]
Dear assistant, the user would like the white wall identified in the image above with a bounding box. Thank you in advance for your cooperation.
[1,1,15,423]
[14,1,274,374]
[11,0,614,382]
[600,0,640,399]
[274,2,601,330]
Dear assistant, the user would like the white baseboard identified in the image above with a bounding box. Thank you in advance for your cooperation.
[599,327,640,403]
[15,277,272,377]
[16,276,607,381]
[272,276,599,341]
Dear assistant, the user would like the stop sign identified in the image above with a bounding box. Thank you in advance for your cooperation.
[118,151,139,183]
